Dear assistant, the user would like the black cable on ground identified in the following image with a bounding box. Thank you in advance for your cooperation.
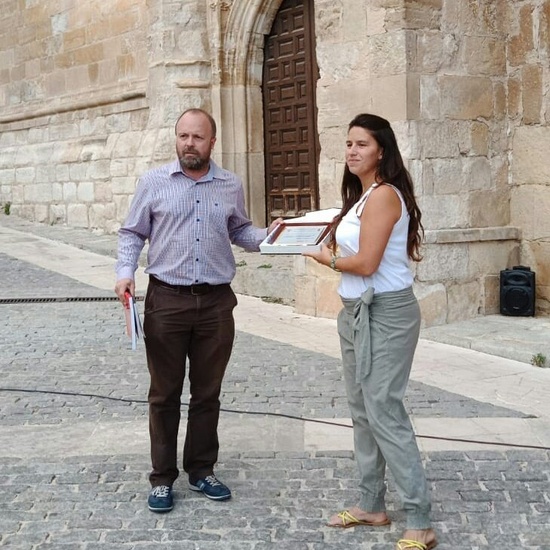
[1,387,549,451]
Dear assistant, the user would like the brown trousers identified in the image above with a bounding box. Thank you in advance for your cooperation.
[143,277,237,487]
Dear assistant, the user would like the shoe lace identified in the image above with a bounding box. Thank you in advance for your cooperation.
[151,485,171,498]
[204,475,221,487]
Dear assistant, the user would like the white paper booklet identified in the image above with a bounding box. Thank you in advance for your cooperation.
[124,292,144,350]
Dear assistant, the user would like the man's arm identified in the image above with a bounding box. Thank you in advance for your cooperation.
[114,178,151,303]
[229,184,282,251]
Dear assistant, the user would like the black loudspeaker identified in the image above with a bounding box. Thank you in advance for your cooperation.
[500,265,535,316]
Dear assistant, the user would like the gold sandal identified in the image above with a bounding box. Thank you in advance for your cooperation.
[327,509,391,528]
[396,538,438,550]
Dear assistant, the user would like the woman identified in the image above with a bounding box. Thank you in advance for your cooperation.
[304,113,437,550]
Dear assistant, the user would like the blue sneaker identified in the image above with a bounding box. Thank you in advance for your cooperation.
[189,474,231,501]
[147,485,173,512]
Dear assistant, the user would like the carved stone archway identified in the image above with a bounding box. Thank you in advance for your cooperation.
[207,0,285,225]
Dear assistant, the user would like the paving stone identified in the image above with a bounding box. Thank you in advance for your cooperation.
[1,223,550,549]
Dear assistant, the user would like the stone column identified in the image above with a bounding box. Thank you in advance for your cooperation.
[145,0,214,159]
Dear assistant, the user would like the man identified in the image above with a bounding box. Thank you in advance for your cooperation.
[115,108,281,513]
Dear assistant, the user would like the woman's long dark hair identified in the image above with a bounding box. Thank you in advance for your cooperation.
[330,113,424,261]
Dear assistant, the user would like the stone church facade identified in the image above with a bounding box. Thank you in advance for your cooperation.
[1,0,549,324]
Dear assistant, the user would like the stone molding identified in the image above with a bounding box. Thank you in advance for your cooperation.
[424,226,521,244]
[0,80,148,126]
[0,97,149,133]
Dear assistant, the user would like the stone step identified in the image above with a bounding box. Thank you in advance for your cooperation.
[0,214,296,305]
[231,246,295,306]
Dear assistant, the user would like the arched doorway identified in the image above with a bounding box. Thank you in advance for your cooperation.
[262,0,320,221]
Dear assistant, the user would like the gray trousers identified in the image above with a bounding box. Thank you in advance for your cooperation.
[338,286,431,529]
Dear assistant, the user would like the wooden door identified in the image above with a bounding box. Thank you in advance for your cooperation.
[263,0,320,221]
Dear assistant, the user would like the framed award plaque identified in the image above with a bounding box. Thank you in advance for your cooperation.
[260,222,333,255]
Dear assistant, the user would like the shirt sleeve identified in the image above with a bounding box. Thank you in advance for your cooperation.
[115,177,151,280]
[228,184,268,251]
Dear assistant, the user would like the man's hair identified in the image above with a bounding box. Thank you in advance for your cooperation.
[175,108,217,138]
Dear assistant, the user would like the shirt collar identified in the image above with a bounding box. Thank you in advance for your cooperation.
[169,158,228,182]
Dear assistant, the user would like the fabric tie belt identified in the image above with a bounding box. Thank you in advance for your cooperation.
[352,286,375,383]
[149,275,228,296]
[345,286,416,383]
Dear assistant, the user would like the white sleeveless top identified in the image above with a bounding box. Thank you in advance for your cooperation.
[336,183,413,299]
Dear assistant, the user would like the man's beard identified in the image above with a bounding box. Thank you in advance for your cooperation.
[179,151,209,171]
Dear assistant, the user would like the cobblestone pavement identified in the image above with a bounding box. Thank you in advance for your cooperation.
[1,232,550,549]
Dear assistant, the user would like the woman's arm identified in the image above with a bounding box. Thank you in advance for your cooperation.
[304,185,401,275]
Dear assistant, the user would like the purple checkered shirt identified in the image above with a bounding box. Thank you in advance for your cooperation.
[115,159,267,286]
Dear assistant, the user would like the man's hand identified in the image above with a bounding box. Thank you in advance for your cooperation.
[115,278,135,306]
[267,217,284,234]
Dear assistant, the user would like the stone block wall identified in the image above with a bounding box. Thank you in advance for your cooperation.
[1,0,149,112]
[0,99,172,231]
[1,0,549,323]
[406,0,518,320]
[0,0,156,230]
[0,0,224,232]
[307,0,549,323]
[507,1,550,312]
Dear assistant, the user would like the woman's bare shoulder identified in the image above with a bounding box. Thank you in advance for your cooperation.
[361,183,401,221]
[368,183,401,204]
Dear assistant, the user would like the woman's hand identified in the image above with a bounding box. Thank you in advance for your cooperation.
[303,243,332,267]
